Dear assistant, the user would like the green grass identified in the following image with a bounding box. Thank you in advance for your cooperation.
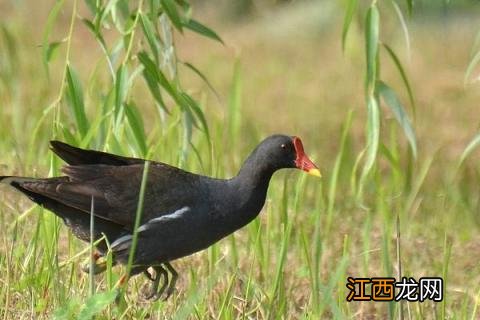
[1,1,480,319]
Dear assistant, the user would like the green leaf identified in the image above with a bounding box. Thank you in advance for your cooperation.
[365,4,379,92]
[42,0,65,76]
[81,18,95,34]
[183,19,224,44]
[160,0,183,32]
[142,68,169,113]
[175,0,190,10]
[66,65,89,137]
[45,41,62,63]
[379,143,401,171]
[81,18,108,50]
[155,67,179,102]
[138,52,177,101]
[137,52,169,112]
[460,132,480,165]
[125,102,147,156]
[342,0,358,52]
[77,291,118,320]
[115,65,128,116]
[382,43,415,114]
[182,62,220,100]
[182,93,210,140]
[140,13,159,61]
[405,0,413,16]
[138,52,193,116]
[363,94,380,176]
[377,81,417,159]
[390,0,411,62]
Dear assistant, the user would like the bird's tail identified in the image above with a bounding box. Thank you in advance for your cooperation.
[0,176,11,184]
[0,176,35,186]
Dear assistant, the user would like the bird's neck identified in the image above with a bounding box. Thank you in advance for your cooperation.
[228,151,276,222]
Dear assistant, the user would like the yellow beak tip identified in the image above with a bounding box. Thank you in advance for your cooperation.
[307,168,322,178]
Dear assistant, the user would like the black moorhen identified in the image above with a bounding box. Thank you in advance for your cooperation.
[0,134,320,300]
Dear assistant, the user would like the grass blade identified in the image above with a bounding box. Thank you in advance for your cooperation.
[365,94,380,172]
[377,81,417,159]
[341,0,358,52]
[441,235,452,320]
[359,94,380,194]
[365,4,380,92]
[66,65,89,137]
[326,110,353,235]
[125,102,148,156]
[89,196,95,298]
[121,161,150,300]
[405,0,413,16]
[115,65,128,118]
[42,0,65,76]
[459,132,480,166]
[391,0,411,61]
[227,60,242,146]
[465,49,480,85]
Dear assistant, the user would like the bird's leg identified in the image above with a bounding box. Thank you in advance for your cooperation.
[144,266,168,300]
[155,266,170,299]
[143,268,155,282]
[163,262,178,300]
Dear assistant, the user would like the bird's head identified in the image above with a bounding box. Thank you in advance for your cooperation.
[257,135,321,177]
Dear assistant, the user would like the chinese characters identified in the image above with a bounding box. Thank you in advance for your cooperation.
[346,277,443,302]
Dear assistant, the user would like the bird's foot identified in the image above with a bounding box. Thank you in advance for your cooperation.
[143,266,168,300]
[142,263,178,301]
[162,262,178,301]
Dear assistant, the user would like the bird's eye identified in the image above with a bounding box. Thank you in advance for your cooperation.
[281,144,286,149]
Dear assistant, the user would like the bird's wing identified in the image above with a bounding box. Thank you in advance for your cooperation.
[50,140,144,166]
[17,176,117,223]
[18,163,198,228]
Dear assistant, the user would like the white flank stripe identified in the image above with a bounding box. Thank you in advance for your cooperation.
[110,234,132,249]
[137,206,190,233]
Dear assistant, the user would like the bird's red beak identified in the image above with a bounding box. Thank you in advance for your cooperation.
[293,137,321,177]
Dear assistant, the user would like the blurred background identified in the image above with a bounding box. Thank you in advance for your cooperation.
[2,0,480,164]
[1,0,480,318]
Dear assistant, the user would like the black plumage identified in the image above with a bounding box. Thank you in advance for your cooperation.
[0,134,320,300]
